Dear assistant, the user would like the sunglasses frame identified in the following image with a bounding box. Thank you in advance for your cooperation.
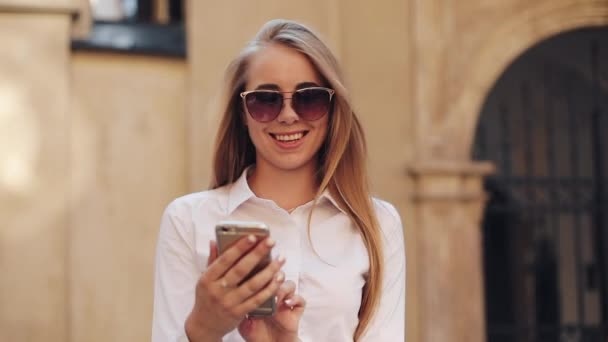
[239,86,335,122]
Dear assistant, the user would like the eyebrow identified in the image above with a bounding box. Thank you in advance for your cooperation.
[254,82,321,91]
[255,84,280,90]
[295,82,320,89]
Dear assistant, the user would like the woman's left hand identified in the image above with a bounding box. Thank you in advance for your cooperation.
[238,280,305,342]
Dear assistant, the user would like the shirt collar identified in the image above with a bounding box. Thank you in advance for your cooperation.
[318,188,347,214]
[225,166,347,215]
[226,166,256,214]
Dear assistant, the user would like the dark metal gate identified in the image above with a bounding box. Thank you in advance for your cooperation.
[473,27,608,342]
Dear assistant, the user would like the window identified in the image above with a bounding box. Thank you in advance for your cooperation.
[89,0,183,23]
[72,0,186,57]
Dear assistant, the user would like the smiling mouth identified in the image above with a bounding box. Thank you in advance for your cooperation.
[270,131,308,142]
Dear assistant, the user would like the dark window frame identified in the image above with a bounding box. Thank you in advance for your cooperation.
[71,0,186,58]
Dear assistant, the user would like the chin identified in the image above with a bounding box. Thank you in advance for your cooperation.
[272,159,313,172]
[260,153,318,173]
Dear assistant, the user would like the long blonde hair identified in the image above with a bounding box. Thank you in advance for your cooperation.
[210,19,383,340]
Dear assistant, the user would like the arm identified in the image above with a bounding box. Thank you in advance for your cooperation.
[152,201,203,342]
[359,202,406,342]
[152,200,287,342]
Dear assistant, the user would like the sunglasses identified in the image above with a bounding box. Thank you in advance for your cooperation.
[240,87,335,122]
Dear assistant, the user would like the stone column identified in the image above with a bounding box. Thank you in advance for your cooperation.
[0,1,81,341]
[409,161,494,342]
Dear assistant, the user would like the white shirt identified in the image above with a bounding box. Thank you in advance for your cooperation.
[152,169,406,341]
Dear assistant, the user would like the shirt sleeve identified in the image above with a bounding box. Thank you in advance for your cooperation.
[152,200,200,342]
[359,202,406,342]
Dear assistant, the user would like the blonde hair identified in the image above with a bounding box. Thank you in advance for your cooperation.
[210,19,383,340]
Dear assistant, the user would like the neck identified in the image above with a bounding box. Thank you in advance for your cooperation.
[248,162,319,211]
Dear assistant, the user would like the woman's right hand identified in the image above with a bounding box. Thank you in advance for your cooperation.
[184,235,286,342]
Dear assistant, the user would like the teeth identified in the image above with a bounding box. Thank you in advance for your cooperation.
[274,132,304,141]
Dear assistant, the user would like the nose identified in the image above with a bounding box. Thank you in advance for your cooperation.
[276,97,299,124]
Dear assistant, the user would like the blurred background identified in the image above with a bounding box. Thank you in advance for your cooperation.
[0,0,607,341]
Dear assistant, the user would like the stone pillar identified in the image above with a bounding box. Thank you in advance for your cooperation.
[0,1,81,341]
[409,161,494,342]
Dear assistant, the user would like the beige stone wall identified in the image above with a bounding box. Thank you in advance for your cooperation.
[69,52,187,342]
[338,3,417,338]
[0,11,73,342]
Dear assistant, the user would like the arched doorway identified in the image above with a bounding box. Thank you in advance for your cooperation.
[474,27,608,342]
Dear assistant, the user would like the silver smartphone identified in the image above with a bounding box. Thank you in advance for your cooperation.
[215,220,275,317]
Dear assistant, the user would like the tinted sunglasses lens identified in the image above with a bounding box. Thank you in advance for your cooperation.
[245,91,282,122]
[293,88,332,120]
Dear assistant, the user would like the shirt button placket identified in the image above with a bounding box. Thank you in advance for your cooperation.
[284,213,301,292]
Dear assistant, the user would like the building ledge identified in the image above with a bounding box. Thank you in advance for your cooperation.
[409,160,496,176]
[0,2,78,15]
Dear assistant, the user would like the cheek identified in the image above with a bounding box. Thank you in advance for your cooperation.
[245,121,266,147]
[315,118,329,141]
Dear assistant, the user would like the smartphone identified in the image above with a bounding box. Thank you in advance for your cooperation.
[215,220,275,317]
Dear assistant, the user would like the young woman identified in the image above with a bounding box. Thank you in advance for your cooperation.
[152,19,405,342]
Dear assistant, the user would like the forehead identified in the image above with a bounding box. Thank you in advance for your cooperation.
[245,43,323,90]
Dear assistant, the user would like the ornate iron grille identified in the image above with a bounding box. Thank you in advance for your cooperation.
[473,28,608,342]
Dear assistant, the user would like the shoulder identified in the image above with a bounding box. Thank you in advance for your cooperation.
[371,197,404,248]
[163,185,231,219]
[371,197,402,229]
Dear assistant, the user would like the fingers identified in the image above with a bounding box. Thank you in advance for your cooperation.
[221,237,276,287]
[191,235,290,336]
[224,255,286,306]
[278,294,306,314]
[203,234,258,281]
[276,281,305,311]
[283,294,306,312]
[275,280,296,304]
[207,240,218,266]
[232,269,285,315]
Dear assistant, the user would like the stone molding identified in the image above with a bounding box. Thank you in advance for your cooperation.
[0,0,90,38]
[447,0,608,160]
[0,1,79,15]
[408,160,493,342]
[409,160,495,176]
[409,160,495,202]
